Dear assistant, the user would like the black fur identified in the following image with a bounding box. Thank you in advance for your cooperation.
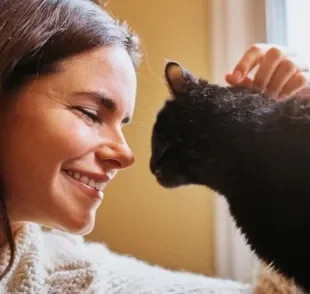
[150,61,310,292]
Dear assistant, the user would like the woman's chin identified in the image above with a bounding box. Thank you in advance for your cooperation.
[51,211,96,236]
[71,216,96,236]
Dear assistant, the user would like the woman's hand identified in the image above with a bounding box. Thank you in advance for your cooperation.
[225,43,310,99]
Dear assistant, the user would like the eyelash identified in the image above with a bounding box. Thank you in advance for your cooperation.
[73,106,101,123]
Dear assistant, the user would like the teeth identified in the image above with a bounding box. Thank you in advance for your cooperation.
[98,191,104,199]
[80,176,89,184]
[73,172,80,180]
[96,182,105,190]
[88,179,96,189]
[106,171,113,179]
[66,170,106,192]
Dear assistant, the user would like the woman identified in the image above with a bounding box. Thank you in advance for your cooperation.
[0,0,306,293]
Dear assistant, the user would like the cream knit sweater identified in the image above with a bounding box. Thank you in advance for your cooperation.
[0,223,255,293]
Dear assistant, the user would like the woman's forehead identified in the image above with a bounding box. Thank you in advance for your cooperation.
[28,46,137,118]
[66,47,136,111]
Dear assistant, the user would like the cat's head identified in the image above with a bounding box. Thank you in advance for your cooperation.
[150,61,225,188]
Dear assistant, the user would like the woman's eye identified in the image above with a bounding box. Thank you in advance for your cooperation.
[72,106,101,124]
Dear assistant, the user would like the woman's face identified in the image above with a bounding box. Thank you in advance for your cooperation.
[1,46,137,235]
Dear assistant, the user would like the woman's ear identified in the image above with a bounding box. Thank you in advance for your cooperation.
[165,61,198,95]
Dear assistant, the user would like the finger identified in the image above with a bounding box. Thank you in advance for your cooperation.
[278,72,308,100]
[230,45,265,83]
[252,47,284,92]
[230,44,297,84]
[253,43,297,56]
[265,58,297,98]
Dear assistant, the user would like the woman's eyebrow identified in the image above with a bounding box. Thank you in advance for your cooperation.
[73,90,131,124]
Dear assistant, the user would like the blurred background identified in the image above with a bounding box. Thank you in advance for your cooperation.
[87,0,308,283]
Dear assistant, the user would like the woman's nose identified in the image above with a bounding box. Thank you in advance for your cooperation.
[96,136,135,170]
[113,143,135,169]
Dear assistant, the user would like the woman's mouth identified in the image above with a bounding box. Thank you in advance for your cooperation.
[66,170,106,191]
[63,169,110,200]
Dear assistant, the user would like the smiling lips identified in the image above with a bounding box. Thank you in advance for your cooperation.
[65,169,111,200]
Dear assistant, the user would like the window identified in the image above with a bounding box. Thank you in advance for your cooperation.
[266,0,310,61]
[208,0,265,283]
[286,0,310,61]
[265,0,288,46]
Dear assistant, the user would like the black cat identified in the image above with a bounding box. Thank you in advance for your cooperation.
[150,61,310,292]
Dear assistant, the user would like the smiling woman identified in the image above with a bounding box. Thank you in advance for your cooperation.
[4,46,137,235]
[3,47,136,230]
[0,0,141,284]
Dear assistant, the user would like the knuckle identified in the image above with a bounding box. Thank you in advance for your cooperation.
[279,59,295,72]
[266,47,283,60]
[249,44,262,54]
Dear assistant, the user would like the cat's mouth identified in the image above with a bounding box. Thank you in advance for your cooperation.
[154,170,186,188]
[150,139,189,188]
[150,158,188,188]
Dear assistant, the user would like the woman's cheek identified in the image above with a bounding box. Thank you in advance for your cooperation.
[44,109,105,159]
[60,127,98,157]
[58,123,100,157]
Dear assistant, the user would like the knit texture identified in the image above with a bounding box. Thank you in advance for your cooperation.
[0,223,254,294]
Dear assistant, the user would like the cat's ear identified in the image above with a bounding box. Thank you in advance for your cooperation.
[165,61,198,94]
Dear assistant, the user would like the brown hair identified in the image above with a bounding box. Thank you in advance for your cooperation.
[0,0,141,279]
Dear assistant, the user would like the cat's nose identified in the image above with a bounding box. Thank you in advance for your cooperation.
[150,159,156,175]
[150,158,159,176]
